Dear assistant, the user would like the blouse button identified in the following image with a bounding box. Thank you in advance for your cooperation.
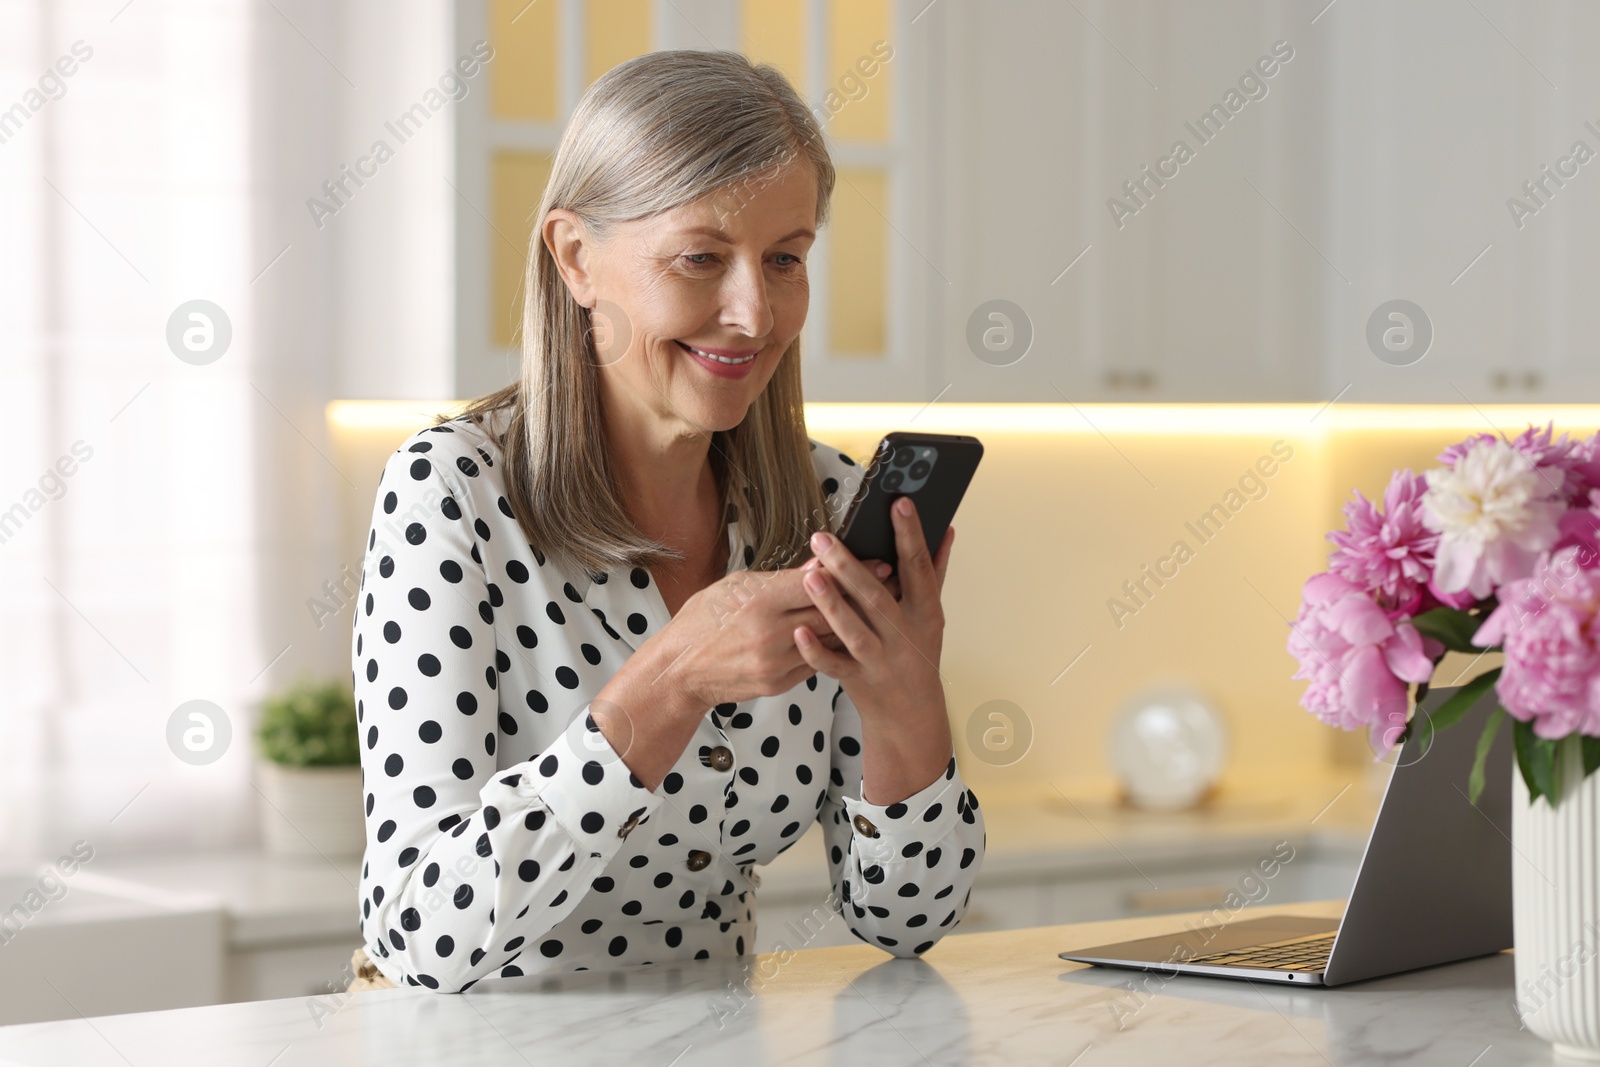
[686,849,711,872]
[852,814,880,838]
[708,746,733,772]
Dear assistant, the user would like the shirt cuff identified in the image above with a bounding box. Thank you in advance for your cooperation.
[507,707,662,862]
[841,757,963,866]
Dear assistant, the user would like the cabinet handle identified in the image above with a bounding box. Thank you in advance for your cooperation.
[1103,370,1158,390]
[1490,369,1542,392]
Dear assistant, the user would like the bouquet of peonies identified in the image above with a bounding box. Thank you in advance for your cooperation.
[1288,423,1600,805]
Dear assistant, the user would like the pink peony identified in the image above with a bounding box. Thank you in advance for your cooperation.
[1327,470,1435,614]
[1327,469,1476,614]
[1473,546,1600,738]
[1439,423,1583,502]
[1552,488,1600,568]
[1288,572,1439,751]
[1436,432,1496,470]
[1565,431,1600,508]
[1506,422,1585,504]
[1427,580,1480,611]
[1421,438,1566,598]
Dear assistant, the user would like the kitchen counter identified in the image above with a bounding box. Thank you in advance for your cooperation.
[78,851,366,1008]
[90,851,362,949]
[0,898,1545,1066]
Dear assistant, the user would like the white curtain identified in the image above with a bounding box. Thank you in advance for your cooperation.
[0,0,349,862]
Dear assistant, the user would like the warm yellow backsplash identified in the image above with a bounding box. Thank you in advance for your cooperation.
[328,401,1600,793]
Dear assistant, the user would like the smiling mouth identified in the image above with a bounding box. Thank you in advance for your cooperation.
[674,339,757,365]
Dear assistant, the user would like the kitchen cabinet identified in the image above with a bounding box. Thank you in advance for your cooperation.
[796,1,1600,406]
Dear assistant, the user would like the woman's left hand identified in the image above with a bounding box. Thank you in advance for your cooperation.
[793,496,956,804]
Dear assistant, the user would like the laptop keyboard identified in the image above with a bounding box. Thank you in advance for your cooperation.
[1186,932,1335,972]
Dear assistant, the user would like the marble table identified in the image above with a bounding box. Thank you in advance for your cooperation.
[0,899,1553,1066]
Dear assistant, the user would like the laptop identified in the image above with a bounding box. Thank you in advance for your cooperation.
[1058,684,1513,986]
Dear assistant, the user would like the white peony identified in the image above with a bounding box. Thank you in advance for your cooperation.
[1420,438,1564,597]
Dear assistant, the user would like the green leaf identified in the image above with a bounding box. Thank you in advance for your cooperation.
[1410,607,1487,653]
[1424,667,1501,733]
[1513,718,1559,805]
[1583,735,1600,778]
[1467,706,1505,806]
[256,675,360,768]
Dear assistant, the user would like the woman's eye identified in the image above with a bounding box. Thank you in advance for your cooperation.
[774,253,803,268]
[683,253,715,267]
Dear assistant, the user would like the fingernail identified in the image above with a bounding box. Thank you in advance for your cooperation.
[804,571,825,593]
[811,531,832,554]
[875,562,891,578]
[803,558,822,572]
[895,497,913,516]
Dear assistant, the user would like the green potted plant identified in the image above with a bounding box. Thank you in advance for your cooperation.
[254,675,364,858]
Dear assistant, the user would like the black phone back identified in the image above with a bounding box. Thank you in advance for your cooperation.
[836,432,983,568]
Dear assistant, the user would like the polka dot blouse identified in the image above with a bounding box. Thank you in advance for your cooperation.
[352,411,986,991]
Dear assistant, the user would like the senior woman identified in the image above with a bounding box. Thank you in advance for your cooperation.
[349,49,985,992]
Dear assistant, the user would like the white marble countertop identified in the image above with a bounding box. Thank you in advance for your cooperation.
[0,898,1547,1066]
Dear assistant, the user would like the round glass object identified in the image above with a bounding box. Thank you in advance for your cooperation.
[1109,687,1228,811]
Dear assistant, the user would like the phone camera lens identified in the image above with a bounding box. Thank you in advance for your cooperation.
[908,459,930,480]
[892,447,915,468]
[883,469,904,491]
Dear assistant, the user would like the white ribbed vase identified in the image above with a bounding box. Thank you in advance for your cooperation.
[255,761,366,858]
[1512,739,1600,1060]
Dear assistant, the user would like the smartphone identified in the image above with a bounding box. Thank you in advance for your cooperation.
[836,432,984,570]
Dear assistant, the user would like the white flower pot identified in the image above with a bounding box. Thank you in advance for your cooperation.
[255,761,365,858]
[1513,740,1600,1060]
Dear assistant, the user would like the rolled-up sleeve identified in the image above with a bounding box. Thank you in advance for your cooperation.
[817,683,986,957]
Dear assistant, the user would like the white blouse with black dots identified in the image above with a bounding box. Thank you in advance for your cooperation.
[351,410,986,991]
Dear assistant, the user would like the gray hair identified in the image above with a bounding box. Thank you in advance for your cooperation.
[455,50,838,577]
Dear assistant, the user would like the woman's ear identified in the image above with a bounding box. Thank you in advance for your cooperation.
[543,208,596,307]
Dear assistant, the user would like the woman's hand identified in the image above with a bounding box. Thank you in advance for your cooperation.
[649,557,891,707]
[594,552,891,791]
[673,568,831,705]
[793,497,957,805]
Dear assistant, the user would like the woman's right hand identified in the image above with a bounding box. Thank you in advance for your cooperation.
[591,559,888,790]
[662,560,891,708]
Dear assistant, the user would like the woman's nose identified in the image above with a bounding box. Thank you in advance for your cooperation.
[720,259,774,339]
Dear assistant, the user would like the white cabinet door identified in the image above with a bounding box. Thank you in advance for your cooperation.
[928,1,1324,404]
[1298,3,1600,406]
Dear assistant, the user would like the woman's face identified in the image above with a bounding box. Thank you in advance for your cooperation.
[547,161,819,437]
